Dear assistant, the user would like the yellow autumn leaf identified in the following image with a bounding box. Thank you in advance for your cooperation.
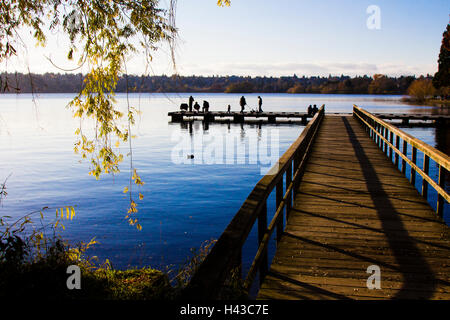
[139,193,144,200]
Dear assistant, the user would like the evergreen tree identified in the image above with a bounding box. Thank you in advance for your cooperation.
[433,24,450,91]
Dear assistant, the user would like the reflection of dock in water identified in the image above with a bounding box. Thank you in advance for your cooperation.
[168,108,324,124]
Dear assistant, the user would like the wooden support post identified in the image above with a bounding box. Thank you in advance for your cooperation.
[410,147,417,186]
[204,113,215,122]
[232,247,242,280]
[301,115,307,125]
[402,140,407,174]
[293,150,300,198]
[376,124,380,146]
[372,120,377,141]
[268,115,276,123]
[402,118,409,125]
[395,135,400,169]
[233,115,244,123]
[422,155,430,200]
[389,131,394,161]
[258,202,268,285]
[276,180,284,243]
[384,127,388,154]
[437,165,445,218]
[286,162,292,220]
[171,114,184,122]
[380,126,384,150]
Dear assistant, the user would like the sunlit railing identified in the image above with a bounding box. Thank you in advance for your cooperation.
[183,105,325,299]
[353,105,449,218]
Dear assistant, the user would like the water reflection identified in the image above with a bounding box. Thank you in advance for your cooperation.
[435,125,450,192]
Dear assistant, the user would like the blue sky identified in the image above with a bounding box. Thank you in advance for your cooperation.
[4,0,450,77]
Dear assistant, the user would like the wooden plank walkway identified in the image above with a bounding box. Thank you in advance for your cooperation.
[258,115,450,300]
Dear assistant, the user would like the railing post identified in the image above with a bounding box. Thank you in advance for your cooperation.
[389,131,394,161]
[286,162,292,220]
[402,140,407,174]
[422,155,430,200]
[258,202,268,285]
[293,150,300,198]
[276,180,284,243]
[373,120,377,142]
[437,165,445,218]
[410,147,417,186]
[395,135,400,169]
[374,122,377,144]
[377,123,383,149]
[384,127,388,154]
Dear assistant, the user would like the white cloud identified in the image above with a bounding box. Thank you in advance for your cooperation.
[171,61,437,77]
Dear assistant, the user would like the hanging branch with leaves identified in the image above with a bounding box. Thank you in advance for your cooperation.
[1,0,177,229]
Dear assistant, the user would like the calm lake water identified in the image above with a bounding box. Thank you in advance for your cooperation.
[0,93,448,275]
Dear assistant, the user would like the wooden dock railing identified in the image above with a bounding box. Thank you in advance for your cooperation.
[353,105,449,218]
[183,105,325,299]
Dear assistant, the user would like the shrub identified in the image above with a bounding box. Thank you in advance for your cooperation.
[407,78,437,102]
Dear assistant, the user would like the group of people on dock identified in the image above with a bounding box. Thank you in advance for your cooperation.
[307,104,319,116]
[180,96,319,118]
[180,95,263,113]
[179,96,210,112]
[239,96,263,113]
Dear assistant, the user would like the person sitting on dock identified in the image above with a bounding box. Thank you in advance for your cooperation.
[312,104,318,115]
[180,103,188,111]
[258,96,263,113]
[227,105,231,113]
[240,96,247,113]
[202,100,210,113]
[307,105,313,116]
[189,95,194,112]
[193,101,200,112]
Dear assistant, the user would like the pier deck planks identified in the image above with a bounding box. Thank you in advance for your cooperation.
[257,115,450,300]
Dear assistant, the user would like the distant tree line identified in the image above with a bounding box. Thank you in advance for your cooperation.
[0,72,428,95]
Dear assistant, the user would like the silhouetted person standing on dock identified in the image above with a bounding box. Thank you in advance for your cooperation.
[307,105,313,116]
[258,96,263,112]
[202,100,210,113]
[194,101,200,112]
[240,96,246,113]
[188,95,194,112]
[227,104,231,113]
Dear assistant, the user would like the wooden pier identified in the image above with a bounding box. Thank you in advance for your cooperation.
[372,113,450,126]
[169,109,450,126]
[168,110,319,124]
[184,105,450,300]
